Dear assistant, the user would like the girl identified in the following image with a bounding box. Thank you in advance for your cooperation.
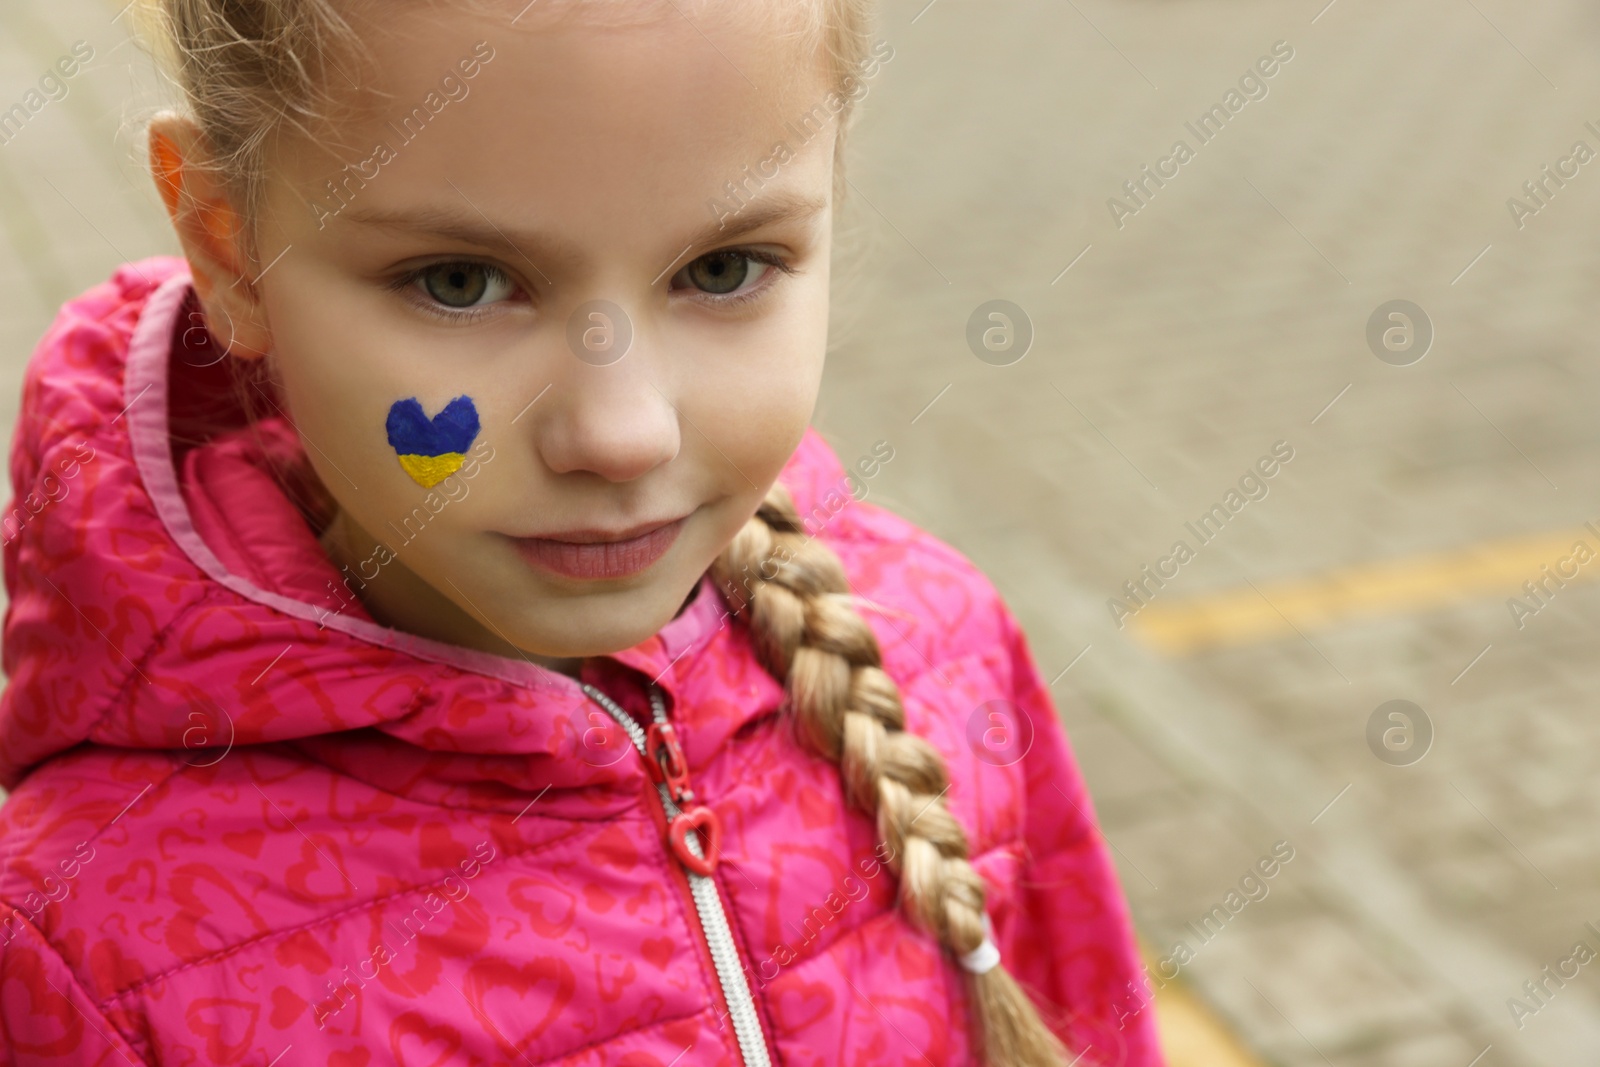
[0,1,1165,1064]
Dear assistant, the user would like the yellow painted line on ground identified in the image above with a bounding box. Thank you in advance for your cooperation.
[1130,526,1599,655]
[1140,940,1267,1067]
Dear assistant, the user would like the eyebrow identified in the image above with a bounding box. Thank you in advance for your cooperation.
[339,190,828,277]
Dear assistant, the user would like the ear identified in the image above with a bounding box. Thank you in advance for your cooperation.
[148,111,273,360]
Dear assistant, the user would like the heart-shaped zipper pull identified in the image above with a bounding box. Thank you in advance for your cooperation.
[668,806,721,875]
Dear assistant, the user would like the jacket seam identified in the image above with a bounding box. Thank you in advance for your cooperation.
[518,1004,726,1066]
[83,583,229,747]
[97,819,602,1009]
[5,913,149,1063]
[0,758,190,907]
[0,738,195,1015]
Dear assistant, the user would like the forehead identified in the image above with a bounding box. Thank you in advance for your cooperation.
[271,0,838,253]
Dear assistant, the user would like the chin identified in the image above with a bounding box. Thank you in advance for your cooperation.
[503,580,693,661]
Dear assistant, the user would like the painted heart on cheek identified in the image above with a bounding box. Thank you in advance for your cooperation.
[386,396,481,488]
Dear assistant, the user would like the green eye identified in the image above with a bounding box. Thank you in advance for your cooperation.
[681,251,755,295]
[419,262,511,308]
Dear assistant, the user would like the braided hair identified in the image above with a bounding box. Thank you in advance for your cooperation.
[711,482,1076,1066]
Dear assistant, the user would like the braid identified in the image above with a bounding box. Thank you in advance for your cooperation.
[711,482,1076,1067]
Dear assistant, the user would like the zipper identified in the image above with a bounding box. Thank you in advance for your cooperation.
[581,681,772,1067]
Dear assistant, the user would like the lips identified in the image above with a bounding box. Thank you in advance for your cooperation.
[509,516,687,581]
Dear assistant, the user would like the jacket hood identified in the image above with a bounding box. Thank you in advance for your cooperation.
[0,257,854,790]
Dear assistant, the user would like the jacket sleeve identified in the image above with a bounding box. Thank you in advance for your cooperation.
[0,914,143,1066]
[993,601,1167,1067]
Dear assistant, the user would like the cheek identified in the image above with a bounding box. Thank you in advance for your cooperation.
[691,333,822,484]
[267,343,379,501]
[684,276,829,480]
[261,273,494,503]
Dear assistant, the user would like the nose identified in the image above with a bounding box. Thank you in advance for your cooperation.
[532,328,681,482]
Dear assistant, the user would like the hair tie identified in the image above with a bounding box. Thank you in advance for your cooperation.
[958,913,1001,975]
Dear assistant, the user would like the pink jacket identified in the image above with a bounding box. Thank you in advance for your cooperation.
[0,258,1165,1065]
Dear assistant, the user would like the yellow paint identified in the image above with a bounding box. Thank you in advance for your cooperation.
[1131,526,1599,654]
[1140,939,1268,1066]
[397,452,466,489]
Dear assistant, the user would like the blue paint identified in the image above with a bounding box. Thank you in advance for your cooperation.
[386,396,480,457]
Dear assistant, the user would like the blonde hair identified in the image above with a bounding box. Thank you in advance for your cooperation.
[134,2,1074,1062]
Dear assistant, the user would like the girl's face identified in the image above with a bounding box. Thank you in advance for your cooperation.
[243,3,837,668]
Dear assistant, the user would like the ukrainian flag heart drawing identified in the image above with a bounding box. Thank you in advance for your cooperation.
[386,396,481,488]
